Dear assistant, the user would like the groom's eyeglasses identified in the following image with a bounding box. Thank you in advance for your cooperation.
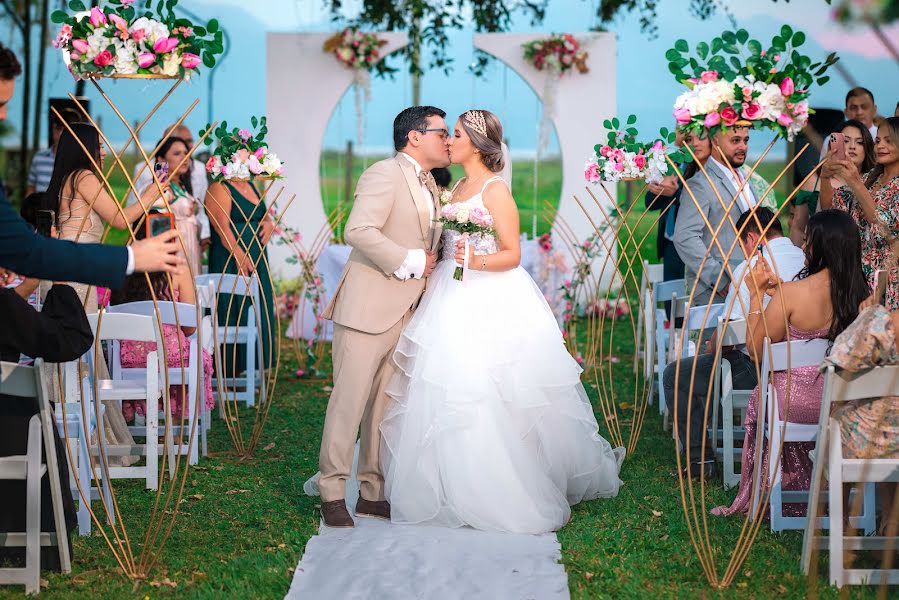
[416,128,449,140]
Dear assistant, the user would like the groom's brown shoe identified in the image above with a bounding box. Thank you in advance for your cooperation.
[355,494,391,521]
[321,499,354,528]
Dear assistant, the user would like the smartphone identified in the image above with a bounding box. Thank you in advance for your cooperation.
[154,161,169,183]
[146,212,174,237]
[875,269,888,305]
[36,209,55,237]
[830,132,846,161]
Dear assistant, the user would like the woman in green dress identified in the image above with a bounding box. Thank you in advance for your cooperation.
[205,178,276,374]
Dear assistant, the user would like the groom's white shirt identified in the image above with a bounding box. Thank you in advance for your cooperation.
[393,152,434,281]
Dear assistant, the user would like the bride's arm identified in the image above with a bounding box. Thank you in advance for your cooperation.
[455,182,521,272]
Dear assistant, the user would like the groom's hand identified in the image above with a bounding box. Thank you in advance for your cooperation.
[423,251,437,278]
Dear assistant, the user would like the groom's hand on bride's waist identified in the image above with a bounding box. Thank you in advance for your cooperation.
[423,250,437,278]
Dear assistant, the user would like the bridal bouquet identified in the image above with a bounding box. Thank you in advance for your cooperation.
[584,116,692,185]
[522,33,589,74]
[51,0,223,80]
[438,203,495,281]
[667,26,838,141]
[201,117,284,182]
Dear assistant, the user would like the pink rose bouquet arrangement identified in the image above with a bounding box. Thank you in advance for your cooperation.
[51,0,223,80]
[667,26,838,141]
[522,33,589,74]
[585,115,692,185]
[438,203,496,281]
[201,117,284,182]
[323,27,393,75]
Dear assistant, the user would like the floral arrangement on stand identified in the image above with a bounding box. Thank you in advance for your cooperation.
[201,117,284,182]
[522,33,591,157]
[667,26,839,141]
[584,115,693,185]
[535,232,569,324]
[323,27,394,146]
[271,216,328,379]
[831,0,899,24]
[51,0,224,80]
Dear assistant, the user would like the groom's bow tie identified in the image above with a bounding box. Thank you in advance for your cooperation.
[418,170,440,199]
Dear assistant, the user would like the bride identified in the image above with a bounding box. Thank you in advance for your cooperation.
[379,110,625,534]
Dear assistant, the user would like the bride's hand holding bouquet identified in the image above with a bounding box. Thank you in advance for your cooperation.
[438,203,495,281]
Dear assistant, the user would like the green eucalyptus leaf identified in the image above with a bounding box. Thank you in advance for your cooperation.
[51,10,68,23]
[696,41,709,60]
[665,48,681,61]
[792,31,806,46]
[68,0,86,11]
[674,39,689,53]
[736,29,749,44]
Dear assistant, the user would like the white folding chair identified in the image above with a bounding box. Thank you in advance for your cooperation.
[635,260,665,376]
[87,312,165,489]
[752,338,875,533]
[0,360,71,594]
[649,278,686,415]
[711,317,753,489]
[107,301,209,464]
[802,365,899,587]
[196,273,265,409]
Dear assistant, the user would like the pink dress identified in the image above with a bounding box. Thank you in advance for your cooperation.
[119,290,215,420]
[712,324,829,517]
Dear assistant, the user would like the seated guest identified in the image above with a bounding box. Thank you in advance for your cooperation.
[713,210,870,517]
[823,117,899,309]
[824,304,899,535]
[0,283,93,570]
[674,125,759,305]
[109,212,215,423]
[663,207,805,478]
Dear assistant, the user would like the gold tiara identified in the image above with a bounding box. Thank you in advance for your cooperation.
[463,110,488,138]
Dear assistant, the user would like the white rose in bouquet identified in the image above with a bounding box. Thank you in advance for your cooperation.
[130,17,169,47]
[455,206,471,224]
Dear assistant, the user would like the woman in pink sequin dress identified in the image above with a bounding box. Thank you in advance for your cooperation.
[109,212,215,421]
[713,210,871,518]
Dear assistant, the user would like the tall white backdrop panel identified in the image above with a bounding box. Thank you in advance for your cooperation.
[265,32,409,278]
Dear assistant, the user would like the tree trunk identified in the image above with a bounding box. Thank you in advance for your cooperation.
[32,0,50,153]
[410,15,421,106]
[18,2,32,203]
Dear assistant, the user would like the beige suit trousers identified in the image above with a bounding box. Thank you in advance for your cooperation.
[317,309,412,502]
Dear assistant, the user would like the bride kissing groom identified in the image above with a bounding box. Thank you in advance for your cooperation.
[314,105,624,533]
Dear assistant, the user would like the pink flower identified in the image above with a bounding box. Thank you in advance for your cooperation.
[131,28,146,42]
[614,161,625,172]
[254,147,266,159]
[741,86,754,100]
[238,128,251,141]
[93,50,114,67]
[720,107,739,126]
[247,155,263,175]
[153,37,179,54]
[773,54,780,62]
[71,39,89,54]
[584,161,601,183]
[181,52,201,69]
[674,107,692,124]
[704,111,721,128]
[295,369,305,378]
[777,113,793,127]
[700,70,718,83]
[89,6,107,27]
[205,156,218,172]
[137,52,155,68]
[611,148,625,163]
[779,76,794,97]
[53,24,73,48]
[236,149,250,162]
[599,145,611,157]
[651,140,664,152]
[634,154,647,169]
[292,232,302,242]
[122,0,135,4]
[688,77,700,84]
[742,102,762,120]
[760,49,767,56]
[769,68,778,74]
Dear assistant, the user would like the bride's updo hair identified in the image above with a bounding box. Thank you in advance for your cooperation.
[460,109,504,173]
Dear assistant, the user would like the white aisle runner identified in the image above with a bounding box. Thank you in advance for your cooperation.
[286,450,570,600]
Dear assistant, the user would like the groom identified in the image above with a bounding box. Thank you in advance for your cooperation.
[318,106,451,527]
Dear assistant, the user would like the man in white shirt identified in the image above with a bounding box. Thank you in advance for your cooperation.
[664,207,805,478]
[820,87,879,158]
[128,123,211,247]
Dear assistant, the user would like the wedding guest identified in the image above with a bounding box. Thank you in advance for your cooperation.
[109,212,215,423]
[25,107,80,196]
[674,125,759,304]
[0,42,183,289]
[142,136,203,275]
[645,129,711,282]
[713,210,870,518]
[129,123,211,251]
[824,117,899,309]
[663,207,805,478]
[823,304,899,535]
[820,87,879,157]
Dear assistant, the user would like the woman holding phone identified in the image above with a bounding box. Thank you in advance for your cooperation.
[823,117,899,308]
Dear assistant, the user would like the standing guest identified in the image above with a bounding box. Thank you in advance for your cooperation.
[130,123,211,252]
[825,117,899,309]
[713,210,870,518]
[674,125,759,304]
[0,42,183,290]
[820,87,879,157]
[25,108,80,196]
[142,136,203,275]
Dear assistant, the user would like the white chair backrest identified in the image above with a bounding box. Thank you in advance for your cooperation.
[653,279,685,306]
[107,301,199,328]
[767,338,831,372]
[643,261,665,286]
[683,303,726,332]
[717,317,748,346]
[196,273,259,299]
[88,312,158,343]
[0,360,38,398]
[822,364,899,404]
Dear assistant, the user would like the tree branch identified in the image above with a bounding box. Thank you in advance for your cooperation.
[0,0,25,32]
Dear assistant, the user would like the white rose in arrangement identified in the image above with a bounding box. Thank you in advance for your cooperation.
[757,83,785,121]
[113,39,138,74]
[455,206,471,224]
[262,153,283,176]
[225,160,250,180]
[161,53,180,77]
[130,17,169,47]
[86,30,107,60]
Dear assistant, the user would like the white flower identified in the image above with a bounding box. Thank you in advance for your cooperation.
[674,79,734,117]
[544,54,562,72]
[161,53,180,76]
[455,206,470,224]
[757,83,785,121]
[86,30,108,60]
[113,39,137,74]
[130,17,169,47]
[439,190,453,205]
[224,160,250,180]
[262,153,283,176]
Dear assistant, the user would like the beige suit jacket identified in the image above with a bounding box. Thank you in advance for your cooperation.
[322,155,441,334]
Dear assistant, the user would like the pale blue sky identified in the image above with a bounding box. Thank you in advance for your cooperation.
[8,0,899,158]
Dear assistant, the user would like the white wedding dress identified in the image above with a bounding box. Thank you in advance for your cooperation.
[380,177,625,535]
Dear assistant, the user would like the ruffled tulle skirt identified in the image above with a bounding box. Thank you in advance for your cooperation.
[380,260,625,534]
